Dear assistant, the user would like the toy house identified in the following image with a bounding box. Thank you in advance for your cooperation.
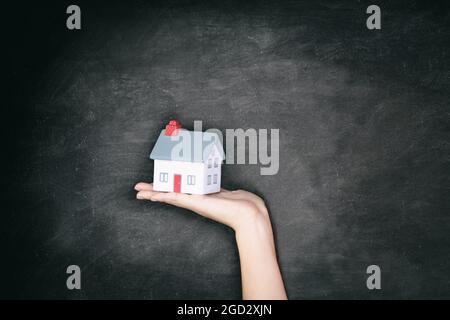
[150,120,224,194]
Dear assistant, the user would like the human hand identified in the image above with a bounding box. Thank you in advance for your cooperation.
[134,182,270,232]
[134,181,287,299]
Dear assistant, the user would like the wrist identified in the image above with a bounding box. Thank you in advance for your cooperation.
[233,207,272,236]
[233,207,277,258]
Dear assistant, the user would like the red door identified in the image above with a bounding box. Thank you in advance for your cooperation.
[173,174,181,193]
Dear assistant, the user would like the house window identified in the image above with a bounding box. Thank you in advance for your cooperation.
[187,175,195,185]
[159,172,168,182]
[207,175,211,185]
[214,158,219,168]
[213,174,218,184]
[208,159,212,168]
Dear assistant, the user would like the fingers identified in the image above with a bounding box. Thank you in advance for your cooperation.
[150,191,194,206]
[135,183,265,213]
[135,188,190,205]
[136,190,192,207]
[136,190,158,200]
[134,182,154,191]
[134,184,267,229]
[152,192,213,215]
[136,189,203,211]
[136,189,240,226]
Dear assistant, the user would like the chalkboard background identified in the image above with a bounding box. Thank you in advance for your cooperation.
[3,0,450,299]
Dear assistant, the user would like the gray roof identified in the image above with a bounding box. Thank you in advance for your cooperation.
[150,129,225,163]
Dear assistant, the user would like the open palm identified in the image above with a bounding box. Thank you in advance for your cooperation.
[134,182,269,231]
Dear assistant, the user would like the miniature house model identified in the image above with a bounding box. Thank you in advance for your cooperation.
[150,120,224,194]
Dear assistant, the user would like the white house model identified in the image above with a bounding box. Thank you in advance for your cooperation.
[150,120,224,195]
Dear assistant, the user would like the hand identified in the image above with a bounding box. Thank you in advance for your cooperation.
[134,182,270,232]
[134,182,288,299]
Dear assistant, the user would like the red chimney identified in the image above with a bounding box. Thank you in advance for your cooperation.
[164,120,182,136]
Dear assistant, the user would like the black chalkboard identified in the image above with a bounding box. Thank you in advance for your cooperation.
[3,0,450,299]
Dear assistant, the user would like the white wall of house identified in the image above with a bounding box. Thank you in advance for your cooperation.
[203,145,222,194]
[153,146,223,195]
[153,159,205,194]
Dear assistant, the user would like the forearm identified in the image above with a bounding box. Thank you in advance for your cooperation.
[235,212,287,300]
